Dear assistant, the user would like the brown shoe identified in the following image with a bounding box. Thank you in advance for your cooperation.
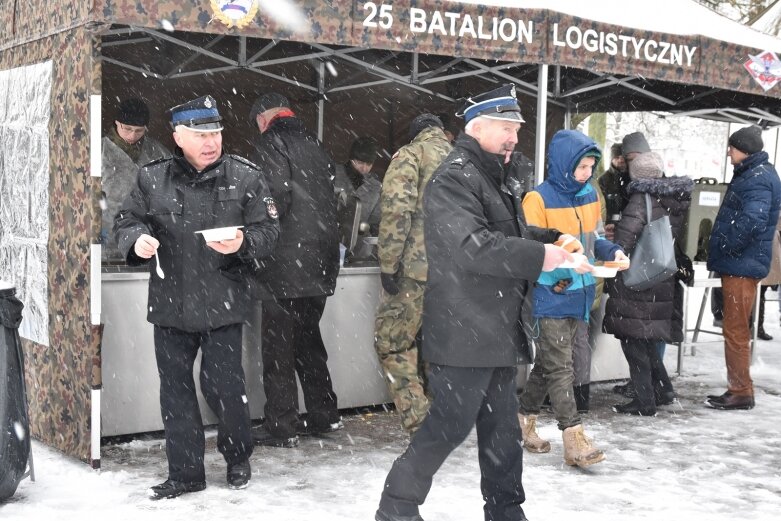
[706,393,755,410]
[562,424,605,467]
[706,390,732,401]
[518,413,551,453]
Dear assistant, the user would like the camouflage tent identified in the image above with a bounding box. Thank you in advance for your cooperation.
[1,0,781,465]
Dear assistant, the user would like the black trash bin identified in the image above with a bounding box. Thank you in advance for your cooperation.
[0,282,31,502]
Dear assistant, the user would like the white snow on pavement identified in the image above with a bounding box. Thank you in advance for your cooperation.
[2,317,780,521]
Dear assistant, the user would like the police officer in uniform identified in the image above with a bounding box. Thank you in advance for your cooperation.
[375,85,574,521]
[374,113,452,433]
[114,95,279,499]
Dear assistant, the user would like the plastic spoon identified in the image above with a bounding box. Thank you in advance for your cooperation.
[154,251,165,279]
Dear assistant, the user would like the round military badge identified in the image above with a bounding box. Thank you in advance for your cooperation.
[263,197,279,219]
[210,0,259,29]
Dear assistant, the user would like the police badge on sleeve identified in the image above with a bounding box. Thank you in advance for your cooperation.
[263,197,279,219]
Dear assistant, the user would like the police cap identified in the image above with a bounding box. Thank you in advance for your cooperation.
[168,95,224,132]
[456,84,524,124]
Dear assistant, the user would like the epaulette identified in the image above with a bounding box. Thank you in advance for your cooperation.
[229,154,262,171]
[141,156,170,169]
[449,156,466,169]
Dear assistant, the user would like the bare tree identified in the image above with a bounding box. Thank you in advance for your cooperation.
[694,0,772,22]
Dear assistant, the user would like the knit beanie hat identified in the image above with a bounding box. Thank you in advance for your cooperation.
[622,132,651,156]
[249,92,290,123]
[629,151,664,180]
[610,142,623,158]
[728,126,763,155]
[117,98,149,126]
[409,113,443,141]
[350,137,379,163]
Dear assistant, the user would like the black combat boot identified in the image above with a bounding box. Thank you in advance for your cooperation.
[227,459,251,489]
[149,479,206,500]
[612,399,656,416]
[251,424,299,448]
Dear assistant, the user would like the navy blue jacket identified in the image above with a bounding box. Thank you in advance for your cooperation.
[708,151,781,279]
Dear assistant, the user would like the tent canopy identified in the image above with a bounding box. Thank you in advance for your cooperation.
[94,0,781,127]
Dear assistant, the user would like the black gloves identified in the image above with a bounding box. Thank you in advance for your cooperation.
[381,272,400,295]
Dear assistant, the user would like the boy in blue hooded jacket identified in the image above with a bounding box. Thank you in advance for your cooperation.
[517,130,628,468]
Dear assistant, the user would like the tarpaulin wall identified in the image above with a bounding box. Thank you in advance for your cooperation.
[0,18,103,461]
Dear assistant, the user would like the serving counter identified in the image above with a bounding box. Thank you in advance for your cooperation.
[100,266,629,437]
[100,266,391,437]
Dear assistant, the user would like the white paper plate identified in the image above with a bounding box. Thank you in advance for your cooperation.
[195,226,243,242]
[591,265,618,278]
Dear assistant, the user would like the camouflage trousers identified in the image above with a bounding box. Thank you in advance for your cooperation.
[374,276,429,433]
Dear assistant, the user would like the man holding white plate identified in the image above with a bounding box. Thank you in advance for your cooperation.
[114,95,279,499]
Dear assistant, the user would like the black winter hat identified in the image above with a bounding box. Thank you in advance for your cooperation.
[610,143,623,158]
[728,125,764,155]
[409,113,444,141]
[117,98,149,126]
[249,92,290,123]
[622,132,651,156]
[350,137,379,163]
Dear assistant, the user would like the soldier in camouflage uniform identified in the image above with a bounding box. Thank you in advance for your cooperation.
[374,114,452,433]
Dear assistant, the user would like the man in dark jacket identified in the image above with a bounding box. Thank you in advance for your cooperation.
[248,93,342,447]
[706,125,781,411]
[598,143,629,236]
[114,95,280,498]
[376,85,573,521]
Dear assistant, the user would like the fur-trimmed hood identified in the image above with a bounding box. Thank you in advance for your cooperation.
[627,176,694,198]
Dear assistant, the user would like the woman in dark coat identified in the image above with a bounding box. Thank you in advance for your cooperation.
[603,152,694,415]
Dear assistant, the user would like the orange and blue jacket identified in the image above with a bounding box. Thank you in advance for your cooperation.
[522,130,622,321]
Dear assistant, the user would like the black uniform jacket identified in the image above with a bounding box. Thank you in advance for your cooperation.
[422,133,560,368]
[114,153,280,332]
[250,116,340,299]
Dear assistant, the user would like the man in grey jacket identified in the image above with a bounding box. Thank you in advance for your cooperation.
[101,98,169,261]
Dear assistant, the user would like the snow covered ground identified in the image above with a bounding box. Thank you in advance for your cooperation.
[3,309,781,521]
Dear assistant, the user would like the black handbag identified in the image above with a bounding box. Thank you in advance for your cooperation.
[623,193,678,291]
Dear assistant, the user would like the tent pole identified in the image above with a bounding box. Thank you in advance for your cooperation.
[318,61,325,142]
[535,64,548,186]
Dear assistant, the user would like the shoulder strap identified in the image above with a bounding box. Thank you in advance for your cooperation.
[644,192,653,222]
